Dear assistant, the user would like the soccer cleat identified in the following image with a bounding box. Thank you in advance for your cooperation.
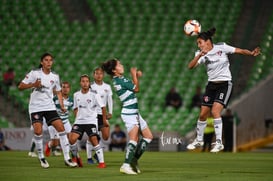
[131,158,141,173]
[28,152,37,157]
[40,158,49,168]
[87,158,95,164]
[97,162,106,168]
[72,156,83,167]
[187,139,204,150]
[120,164,137,175]
[210,140,224,153]
[65,159,78,167]
[52,150,62,156]
[44,142,51,157]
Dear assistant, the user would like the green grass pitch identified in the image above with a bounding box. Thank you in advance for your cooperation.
[0,151,273,181]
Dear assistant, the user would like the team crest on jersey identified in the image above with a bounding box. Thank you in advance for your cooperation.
[217,51,222,56]
[104,89,108,92]
[50,80,54,84]
[33,114,39,119]
[73,125,79,130]
[204,96,210,103]
[87,99,91,103]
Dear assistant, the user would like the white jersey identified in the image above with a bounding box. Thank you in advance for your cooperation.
[196,43,236,82]
[90,81,113,115]
[73,89,105,125]
[22,68,61,113]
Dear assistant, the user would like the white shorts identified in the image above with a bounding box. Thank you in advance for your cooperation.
[48,121,72,139]
[121,113,148,132]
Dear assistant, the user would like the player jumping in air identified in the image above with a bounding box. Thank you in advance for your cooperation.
[102,58,153,174]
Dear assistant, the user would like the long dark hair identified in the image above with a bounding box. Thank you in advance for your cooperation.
[197,27,216,42]
[101,58,118,76]
[38,52,53,68]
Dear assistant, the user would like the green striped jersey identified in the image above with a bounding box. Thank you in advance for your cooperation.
[113,76,138,115]
[53,96,73,123]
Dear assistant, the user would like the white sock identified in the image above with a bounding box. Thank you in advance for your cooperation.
[214,118,223,143]
[94,144,104,163]
[34,134,44,159]
[70,143,78,157]
[58,131,70,160]
[196,120,207,141]
[48,140,52,148]
[86,140,93,159]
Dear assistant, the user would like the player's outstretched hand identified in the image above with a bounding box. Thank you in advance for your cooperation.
[252,47,261,56]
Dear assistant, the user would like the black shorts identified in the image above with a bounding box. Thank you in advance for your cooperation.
[202,81,233,108]
[30,110,60,126]
[71,124,99,139]
[97,114,104,131]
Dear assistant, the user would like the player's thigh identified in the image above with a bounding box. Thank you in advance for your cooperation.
[211,102,224,118]
[199,106,211,121]
[121,114,139,132]
[51,119,65,132]
[138,114,153,139]
[69,132,80,145]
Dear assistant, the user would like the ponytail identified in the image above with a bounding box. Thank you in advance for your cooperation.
[197,27,216,42]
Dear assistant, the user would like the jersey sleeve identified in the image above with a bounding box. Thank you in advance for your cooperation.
[107,86,113,114]
[222,43,236,54]
[73,93,78,110]
[54,74,61,92]
[95,93,106,108]
[22,70,36,84]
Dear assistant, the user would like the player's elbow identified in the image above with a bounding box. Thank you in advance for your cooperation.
[18,83,24,90]
[188,64,195,69]
[134,88,140,93]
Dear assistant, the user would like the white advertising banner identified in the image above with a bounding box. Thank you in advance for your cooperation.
[1,128,49,151]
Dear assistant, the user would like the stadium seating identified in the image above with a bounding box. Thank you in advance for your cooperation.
[247,12,273,89]
[3,0,271,135]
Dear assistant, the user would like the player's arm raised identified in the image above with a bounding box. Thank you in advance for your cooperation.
[188,51,204,69]
[235,47,261,56]
[130,67,141,93]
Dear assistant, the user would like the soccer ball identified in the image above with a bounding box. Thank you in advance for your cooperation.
[184,20,201,36]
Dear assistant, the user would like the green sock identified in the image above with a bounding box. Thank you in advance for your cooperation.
[124,142,137,164]
[134,138,149,160]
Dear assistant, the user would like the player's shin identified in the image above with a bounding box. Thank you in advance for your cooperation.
[86,140,93,159]
[34,134,44,159]
[70,143,78,158]
[214,118,223,142]
[196,120,207,141]
[124,140,137,164]
[94,144,104,163]
[58,131,70,160]
[134,138,152,160]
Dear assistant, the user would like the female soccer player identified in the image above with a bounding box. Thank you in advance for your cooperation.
[45,81,74,157]
[86,67,113,164]
[186,28,261,153]
[18,53,77,168]
[69,74,107,168]
[102,59,153,175]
